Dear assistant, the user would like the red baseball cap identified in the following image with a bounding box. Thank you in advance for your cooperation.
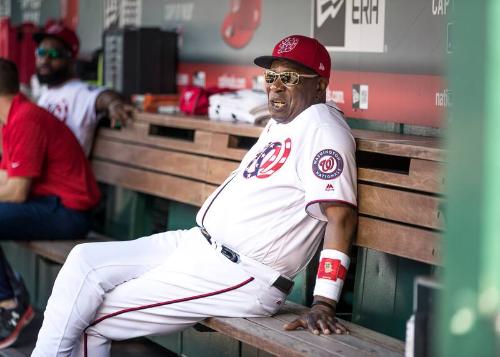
[33,21,80,58]
[254,35,331,79]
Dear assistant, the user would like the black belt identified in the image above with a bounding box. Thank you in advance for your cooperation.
[199,227,294,295]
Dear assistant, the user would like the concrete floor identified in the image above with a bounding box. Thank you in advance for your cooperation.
[0,310,178,357]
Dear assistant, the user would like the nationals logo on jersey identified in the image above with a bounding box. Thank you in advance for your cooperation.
[312,149,343,180]
[243,138,291,179]
[46,99,69,123]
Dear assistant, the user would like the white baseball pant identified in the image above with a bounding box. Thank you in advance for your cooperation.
[31,227,287,357]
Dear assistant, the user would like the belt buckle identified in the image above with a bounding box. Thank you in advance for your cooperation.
[221,245,240,263]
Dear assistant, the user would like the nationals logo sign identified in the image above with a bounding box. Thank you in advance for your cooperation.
[243,138,291,179]
[312,149,343,180]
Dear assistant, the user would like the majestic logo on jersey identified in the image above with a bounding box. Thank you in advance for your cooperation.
[325,183,335,191]
[312,149,343,180]
[243,138,291,179]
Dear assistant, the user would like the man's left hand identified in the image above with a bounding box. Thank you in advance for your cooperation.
[283,303,349,335]
[108,100,134,129]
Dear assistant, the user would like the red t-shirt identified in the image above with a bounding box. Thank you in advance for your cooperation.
[0,94,100,210]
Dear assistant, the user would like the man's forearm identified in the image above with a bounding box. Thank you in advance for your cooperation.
[313,204,358,304]
[321,210,356,253]
[0,176,31,203]
[95,90,124,113]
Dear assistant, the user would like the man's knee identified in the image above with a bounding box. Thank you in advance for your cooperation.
[0,202,32,238]
[0,201,26,218]
[65,243,95,268]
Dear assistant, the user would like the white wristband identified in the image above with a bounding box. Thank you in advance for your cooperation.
[313,249,350,302]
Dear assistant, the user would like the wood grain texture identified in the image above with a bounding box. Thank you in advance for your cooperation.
[201,301,404,357]
[134,113,443,161]
[93,138,209,181]
[358,159,444,194]
[98,125,250,161]
[93,138,238,185]
[92,160,210,207]
[352,129,443,162]
[280,302,405,353]
[98,123,213,157]
[358,184,443,230]
[206,159,239,184]
[355,217,441,265]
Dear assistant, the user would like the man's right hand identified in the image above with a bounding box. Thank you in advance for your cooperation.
[283,300,349,335]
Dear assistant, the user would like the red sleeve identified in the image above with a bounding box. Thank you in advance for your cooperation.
[6,118,46,178]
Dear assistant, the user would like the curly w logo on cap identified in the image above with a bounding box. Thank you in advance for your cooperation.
[277,37,300,54]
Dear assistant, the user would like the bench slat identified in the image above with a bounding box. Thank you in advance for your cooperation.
[202,301,404,357]
[134,113,443,161]
[99,124,252,161]
[94,137,208,180]
[99,123,214,158]
[358,184,443,230]
[356,217,440,265]
[358,159,444,194]
[20,240,84,264]
[246,314,402,357]
[280,303,405,354]
[94,138,239,185]
[352,129,443,162]
[203,317,338,357]
[92,160,215,207]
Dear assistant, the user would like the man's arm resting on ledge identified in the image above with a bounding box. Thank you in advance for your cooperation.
[284,203,358,335]
[0,175,31,203]
[95,90,134,129]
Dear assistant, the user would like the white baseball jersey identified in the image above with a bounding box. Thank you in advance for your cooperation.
[37,79,105,156]
[197,102,357,278]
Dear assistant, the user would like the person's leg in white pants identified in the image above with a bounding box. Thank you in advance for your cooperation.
[33,227,282,357]
[70,237,261,357]
[31,228,189,357]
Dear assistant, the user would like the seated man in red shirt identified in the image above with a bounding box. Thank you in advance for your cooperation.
[0,58,101,349]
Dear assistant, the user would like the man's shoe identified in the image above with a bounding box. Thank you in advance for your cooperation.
[0,302,35,349]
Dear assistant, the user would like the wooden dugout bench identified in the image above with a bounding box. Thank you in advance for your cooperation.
[22,111,444,356]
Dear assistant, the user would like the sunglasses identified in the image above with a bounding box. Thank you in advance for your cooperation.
[264,70,318,86]
[35,47,71,59]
